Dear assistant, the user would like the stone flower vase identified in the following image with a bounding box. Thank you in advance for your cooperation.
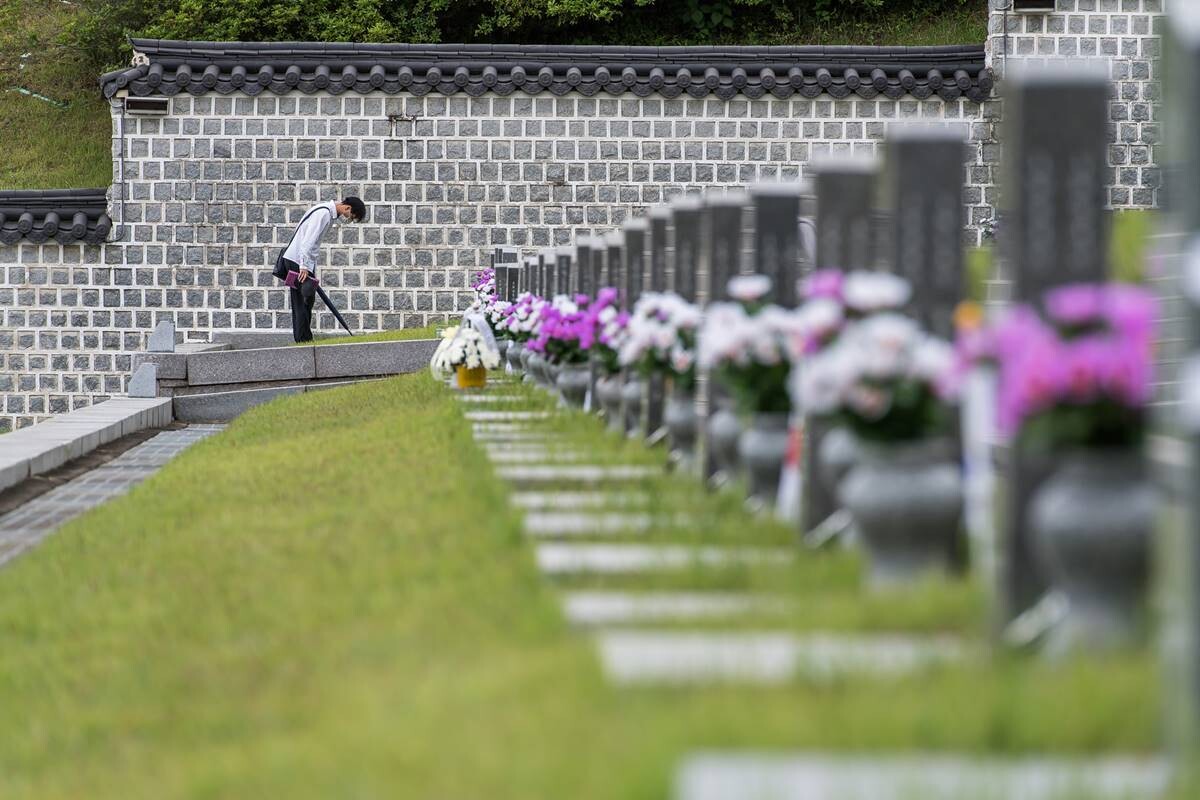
[595,374,624,432]
[526,351,546,386]
[665,384,698,467]
[497,338,510,363]
[519,346,536,383]
[840,438,963,589]
[507,341,525,374]
[738,413,790,507]
[621,376,644,438]
[818,425,860,499]
[707,396,743,484]
[1030,450,1154,655]
[556,363,590,408]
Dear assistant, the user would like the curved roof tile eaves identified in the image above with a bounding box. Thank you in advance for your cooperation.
[0,189,112,246]
[100,39,993,103]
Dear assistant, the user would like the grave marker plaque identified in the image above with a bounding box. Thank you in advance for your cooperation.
[671,196,704,301]
[802,159,878,535]
[643,207,673,440]
[1164,3,1200,753]
[556,246,574,298]
[701,192,750,486]
[576,238,593,296]
[606,232,624,297]
[749,182,805,307]
[623,219,649,307]
[814,159,876,273]
[883,126,968,338]
[999,64,1112,627]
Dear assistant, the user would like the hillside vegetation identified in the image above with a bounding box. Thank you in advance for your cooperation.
[0,0,987,190]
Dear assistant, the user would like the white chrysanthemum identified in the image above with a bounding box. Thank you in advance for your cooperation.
[727,274,772,303]
[842,271,912,314]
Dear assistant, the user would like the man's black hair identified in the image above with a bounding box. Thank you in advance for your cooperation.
[343,196,367,222]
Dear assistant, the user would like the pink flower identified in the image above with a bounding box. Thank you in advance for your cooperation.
[802,269,844,301]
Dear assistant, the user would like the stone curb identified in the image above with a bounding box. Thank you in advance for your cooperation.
[184,338,439,387]
[0,397,173,493]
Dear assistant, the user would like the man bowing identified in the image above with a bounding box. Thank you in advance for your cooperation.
[277,196,367,342]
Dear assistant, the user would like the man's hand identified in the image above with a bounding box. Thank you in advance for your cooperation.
[298,268,309,283]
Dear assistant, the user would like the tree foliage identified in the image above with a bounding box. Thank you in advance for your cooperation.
[67,0,982,73]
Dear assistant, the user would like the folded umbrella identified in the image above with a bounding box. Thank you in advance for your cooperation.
[314,284,353,336]
[285,270,353,336]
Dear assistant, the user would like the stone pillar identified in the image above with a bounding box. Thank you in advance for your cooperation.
[575,238,593,297]
[999,64,1112,626]
[648,207,670,293]
[749,182,805,307]
[802,158,878,535]
[643,206,672,441]
[1163,3,1200,753]
[605,232,624,297]
[555,246,574,298]
[814,158,877,273]
[622,218,649,307]
[883,127,968,338]
[670,196,704,302]
[700,192,749,487]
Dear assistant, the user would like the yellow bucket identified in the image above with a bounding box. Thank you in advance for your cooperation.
[456,365,487,389]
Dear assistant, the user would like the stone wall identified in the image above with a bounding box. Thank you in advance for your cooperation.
[2,85,994,432]
[987,0,1162,209]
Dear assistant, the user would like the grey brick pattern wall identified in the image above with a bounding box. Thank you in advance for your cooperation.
[0,0,1167,433]
[1,90,992,432]
[987,0,1162,208]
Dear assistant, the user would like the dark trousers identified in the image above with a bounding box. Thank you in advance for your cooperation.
[283,258,316,342]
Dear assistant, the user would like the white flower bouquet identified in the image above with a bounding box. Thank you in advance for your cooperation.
[698,276,804,414]
[797,312,958,441]
[430,325,502,378]
[618,292,702,390]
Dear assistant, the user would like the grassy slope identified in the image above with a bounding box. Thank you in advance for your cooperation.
[0,372,1161,799]
[0,0,112,189]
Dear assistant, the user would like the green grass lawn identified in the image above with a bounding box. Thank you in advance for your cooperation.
[0,371,1166,799]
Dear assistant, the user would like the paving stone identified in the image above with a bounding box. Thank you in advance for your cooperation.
[523,511,686,537]
[463,410,553,422]
[0,397,173,493]
[674,753,1172,800]
[510,491,653,510]
[187,345,315,386]
[596,630,965,685]
[535,543,794,576]
[456,393,526,403]
[497,465,661,485]
[485,450,591,464]
[313,339,438,379]
[0,426,223,569]
[563,592,793,626]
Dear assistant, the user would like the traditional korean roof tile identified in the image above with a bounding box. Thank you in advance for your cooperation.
[101,39,993,103]
[0,189,111,245]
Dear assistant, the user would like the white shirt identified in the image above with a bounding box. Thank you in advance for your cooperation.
[283,201,337,272]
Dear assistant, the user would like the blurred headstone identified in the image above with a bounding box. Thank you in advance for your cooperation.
[556,246,574,298]
[802,159,877,535]
[623,219,649,307]
[671,196,704,302]
[814,158,876,273]
[643,207,672,441]
[576,238,593,296]
[883,126,968,338]
[701,192,750,487]
[999,63,1111,630]
[606,232,624,296]
[750,182,806,308]
[1163,3,1200,755]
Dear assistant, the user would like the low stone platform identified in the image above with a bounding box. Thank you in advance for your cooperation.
[674,753,1172,800]
[0,397,173,493]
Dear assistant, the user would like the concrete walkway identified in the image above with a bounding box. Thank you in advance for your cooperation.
[0,425,224,568]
